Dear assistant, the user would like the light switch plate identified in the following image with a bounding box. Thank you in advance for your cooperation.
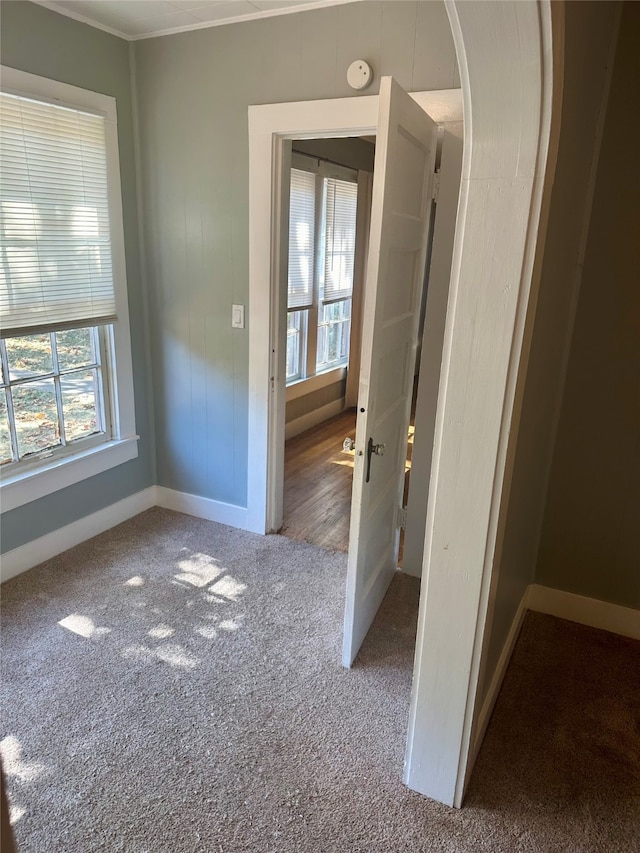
[232,304,245,329]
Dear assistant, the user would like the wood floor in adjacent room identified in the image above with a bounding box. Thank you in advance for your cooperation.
[281,408,414,557]
[282,408,357,552]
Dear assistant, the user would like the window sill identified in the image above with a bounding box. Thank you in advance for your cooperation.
[286,366,347,402]
[0,436,139,513]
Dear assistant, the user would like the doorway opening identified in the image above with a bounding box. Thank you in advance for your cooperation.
[278,126,463,583]
[279,135,375,553]
[248,2,554,802]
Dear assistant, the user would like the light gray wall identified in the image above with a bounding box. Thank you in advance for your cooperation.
[133,0,458,507]
[536,0,639,609]
[480,0,622,694]
[0,1,154,553]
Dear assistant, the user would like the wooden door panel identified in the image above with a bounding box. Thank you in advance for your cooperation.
[342,77,438,666]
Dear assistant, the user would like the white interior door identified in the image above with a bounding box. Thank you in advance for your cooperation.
[342,77,438,667]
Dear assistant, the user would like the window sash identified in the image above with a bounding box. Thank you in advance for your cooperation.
[323,177,358,305]
[0,326,110,472]
[316,297,352,371]
[0,92,117,338]
[286,160,359,386]
[287,168,316,311]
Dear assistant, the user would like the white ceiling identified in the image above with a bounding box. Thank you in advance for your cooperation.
[34,0,362,40]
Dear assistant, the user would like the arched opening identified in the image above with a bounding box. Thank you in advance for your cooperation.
[247,0,557,808]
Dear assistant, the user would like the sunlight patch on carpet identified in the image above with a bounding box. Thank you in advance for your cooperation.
[175,551,224,588]
[58,614,111,639]
[0,735,48,785]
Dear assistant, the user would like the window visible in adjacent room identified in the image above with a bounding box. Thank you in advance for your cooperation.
[0,67,137,511]
[286,154,359,385]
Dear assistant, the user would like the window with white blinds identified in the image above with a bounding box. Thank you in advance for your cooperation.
[0,92,116,339]
[286,155,362,385]
[287,168,316,311]
[323,178,358,304]
[0,67,137,509]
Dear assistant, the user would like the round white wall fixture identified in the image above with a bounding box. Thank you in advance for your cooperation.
[347,60,372,91]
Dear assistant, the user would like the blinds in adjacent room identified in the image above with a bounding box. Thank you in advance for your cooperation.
[323,177,358,304]
[0,92,117,338]
[287,168,316,311]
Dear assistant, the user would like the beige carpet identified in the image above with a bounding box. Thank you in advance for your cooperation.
[1,507,639,852]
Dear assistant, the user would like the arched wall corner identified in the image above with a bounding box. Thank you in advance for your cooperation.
[404,0,557,807]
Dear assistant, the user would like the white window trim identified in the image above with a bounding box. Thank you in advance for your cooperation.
[286,154,358,386]
[0,67,138,512]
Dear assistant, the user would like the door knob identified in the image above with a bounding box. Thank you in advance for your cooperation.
[343,437,355,452]
[366,437,386,483]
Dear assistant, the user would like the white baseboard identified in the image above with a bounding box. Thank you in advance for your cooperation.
[526,583,640,640]
[472,589,529,764]
[0,485,251,583]
[155,486,249,530]
[285,399,345,441]
[0,486,157,583]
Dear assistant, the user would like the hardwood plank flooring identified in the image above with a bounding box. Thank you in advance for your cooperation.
[282,409,357,552]
[281,407,415,560]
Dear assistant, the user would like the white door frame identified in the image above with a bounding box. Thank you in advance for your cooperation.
[247,89,463,536]
[247,0,555,808]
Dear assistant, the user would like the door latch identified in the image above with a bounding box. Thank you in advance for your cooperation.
[366,437,385,483]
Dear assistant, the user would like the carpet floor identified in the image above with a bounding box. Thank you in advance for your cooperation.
[1,507,639,852]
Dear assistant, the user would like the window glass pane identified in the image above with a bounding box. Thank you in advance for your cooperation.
[286,311,302,381]
[56,327,97,372]
[12,380,60,458]
[288,169,316,311]
[5,333,53,381]
[323,178,358,303]
[317,299,351,371]
[0,391,13,464]
[61,370,101,442]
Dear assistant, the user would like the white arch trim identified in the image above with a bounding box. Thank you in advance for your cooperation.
[404,0,556,806]
[246,0,556,810]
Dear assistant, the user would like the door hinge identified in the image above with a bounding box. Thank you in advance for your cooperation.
[431,170,441,203]
[398,506,408,530]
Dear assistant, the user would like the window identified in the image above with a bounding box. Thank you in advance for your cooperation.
[286,154,359,385]
[0,328,108,468]
[0,67,137,512]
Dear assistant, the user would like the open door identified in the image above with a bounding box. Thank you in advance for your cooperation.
[342,77,438,667]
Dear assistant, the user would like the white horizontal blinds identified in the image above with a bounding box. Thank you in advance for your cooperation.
[323,177,358,304]
[288,168,316,311]
[0,92,116,338]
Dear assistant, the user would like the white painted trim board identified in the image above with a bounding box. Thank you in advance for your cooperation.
[155,486,248,530]
[527,583,640,641]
